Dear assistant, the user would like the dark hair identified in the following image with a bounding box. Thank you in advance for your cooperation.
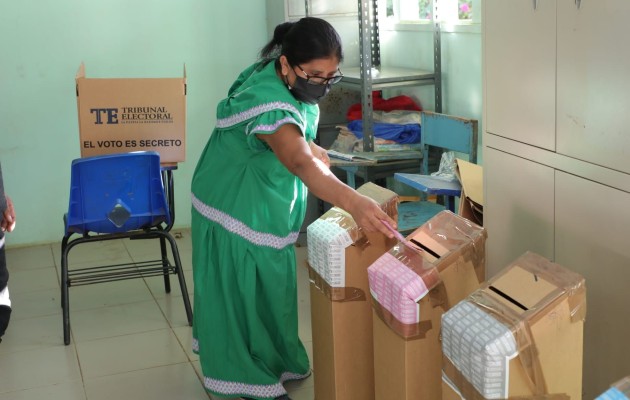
[260,17,343,64]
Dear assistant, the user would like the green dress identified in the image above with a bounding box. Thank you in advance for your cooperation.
[191,59,317,399]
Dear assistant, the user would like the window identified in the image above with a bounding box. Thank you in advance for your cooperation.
[458,0,472,20]
[385,0,474,23]
[419,0,432,19]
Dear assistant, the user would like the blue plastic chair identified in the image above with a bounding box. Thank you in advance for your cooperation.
[395,111,478,233]
[60,151,192,345]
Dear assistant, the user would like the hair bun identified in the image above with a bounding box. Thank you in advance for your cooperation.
[273,22,295,45]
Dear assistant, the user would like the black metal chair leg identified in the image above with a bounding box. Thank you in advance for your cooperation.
[60,236,68,309]
[61,236,71,345]
[162,232,193,326]
[159,236,171,293]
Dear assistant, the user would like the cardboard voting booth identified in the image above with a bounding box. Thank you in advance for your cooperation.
[75,63,186,163]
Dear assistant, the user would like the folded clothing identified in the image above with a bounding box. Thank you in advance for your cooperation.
[346,91,422,121]
[347,120,421,144]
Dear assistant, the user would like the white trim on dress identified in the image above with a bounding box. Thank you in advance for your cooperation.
[247,116,301,135]
[193,339,310,398]
[192,194,299,250]
[216,101,304,131]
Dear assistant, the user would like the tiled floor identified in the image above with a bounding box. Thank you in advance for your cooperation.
[0,229,314,400]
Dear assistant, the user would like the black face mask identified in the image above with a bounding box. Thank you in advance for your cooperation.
[286,74,331,105]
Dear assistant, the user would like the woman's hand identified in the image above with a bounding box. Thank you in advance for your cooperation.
[1,195,16,233]
[344,193,397,239]
[308,141,330,168]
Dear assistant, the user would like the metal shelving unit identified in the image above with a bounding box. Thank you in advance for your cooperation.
[345,0,442,151]
[302,0,442,151]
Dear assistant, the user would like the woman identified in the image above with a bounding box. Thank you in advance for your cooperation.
[191,17,396,400]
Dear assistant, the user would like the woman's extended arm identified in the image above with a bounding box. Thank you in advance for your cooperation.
[259,125,396,238]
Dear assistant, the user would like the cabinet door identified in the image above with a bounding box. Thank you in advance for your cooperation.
[555,171,630,399]
[557,0,630,174]
[484,148,555,277]
[484,0,556,150]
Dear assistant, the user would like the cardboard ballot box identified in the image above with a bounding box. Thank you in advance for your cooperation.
[75,63,186,163]
[441,251,586,400]
[368,210,487,400]
[306,182,398,400]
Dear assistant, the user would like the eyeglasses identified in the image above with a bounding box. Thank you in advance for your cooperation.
[294,64,344,86]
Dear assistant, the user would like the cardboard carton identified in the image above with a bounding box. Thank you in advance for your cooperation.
[369,210,487,400]
[441,251,586,400]
[306,182,398,400]
[75,63,186,163]
[455,158,483,226]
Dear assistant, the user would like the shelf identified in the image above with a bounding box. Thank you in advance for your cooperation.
[340,67,435,90]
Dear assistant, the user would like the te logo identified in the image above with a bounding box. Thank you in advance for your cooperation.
[90,108,118,124]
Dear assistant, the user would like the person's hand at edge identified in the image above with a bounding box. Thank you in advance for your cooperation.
[1,196,16,233]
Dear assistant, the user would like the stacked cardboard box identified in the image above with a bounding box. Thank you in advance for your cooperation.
[441,251,586,399]
[368,210,487,400]
[306,182,398,400]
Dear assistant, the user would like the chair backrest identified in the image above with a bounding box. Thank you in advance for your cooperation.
[65,151,170,234]
[421,111,478,174]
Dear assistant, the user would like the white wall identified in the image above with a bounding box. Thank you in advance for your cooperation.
[0,0,269,247]
[380,24,483,159]
[0,0,482,248]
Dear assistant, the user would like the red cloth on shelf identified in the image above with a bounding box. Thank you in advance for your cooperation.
[346,91,422,121]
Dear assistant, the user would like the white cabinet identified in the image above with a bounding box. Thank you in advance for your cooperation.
[484,147,555,278]
[484,0,630,397]
[484,0,556,150]
[555,171,630,395]
[557,0,630,174]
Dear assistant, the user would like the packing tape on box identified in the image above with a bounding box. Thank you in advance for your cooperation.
[307,208,370,289]
[306,262,366,302]
[481,251,587,325]
[410,210,487,283]
[381,197,398,222]
[371,295,433,340]
[355,182,400,222]
[367,242,444,339]
[443,355,569,400]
